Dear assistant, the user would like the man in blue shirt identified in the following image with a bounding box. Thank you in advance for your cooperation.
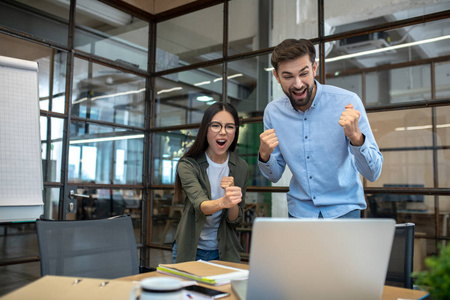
[258,39,383,218]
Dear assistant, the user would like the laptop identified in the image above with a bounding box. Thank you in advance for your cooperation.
[231,218,395,300]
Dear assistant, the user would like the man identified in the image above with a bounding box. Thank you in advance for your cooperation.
[258,39,383,218]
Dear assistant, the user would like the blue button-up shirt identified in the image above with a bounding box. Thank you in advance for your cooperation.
[258,80,383,218]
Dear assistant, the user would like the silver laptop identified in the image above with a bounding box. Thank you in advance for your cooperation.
[231,218,395,300]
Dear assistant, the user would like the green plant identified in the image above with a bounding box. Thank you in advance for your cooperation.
[412,243,450,300]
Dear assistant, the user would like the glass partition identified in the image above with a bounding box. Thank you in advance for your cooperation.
[69,122,144,184]
[0,0,69,46]
[156,4,223,71]
[72,57,146,127]
[74,0,148,71]
[325,0,450,35]
[40,117,65,183]
[325,19,450,86]
[368,108,435,188]
[228,54,271,117]
[154,65,223,127]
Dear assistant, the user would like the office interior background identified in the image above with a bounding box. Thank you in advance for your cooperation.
[0,0,449,295]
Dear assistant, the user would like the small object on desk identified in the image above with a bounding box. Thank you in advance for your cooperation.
[129,277,184,300]
[157,260,249,286]
[183,285,229,299]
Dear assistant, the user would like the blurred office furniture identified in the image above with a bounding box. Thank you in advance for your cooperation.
[385,223,415,289]
[36,214,150,279]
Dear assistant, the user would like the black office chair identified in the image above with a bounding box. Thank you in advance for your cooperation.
[36,214,152,279]
[385,223,415,289]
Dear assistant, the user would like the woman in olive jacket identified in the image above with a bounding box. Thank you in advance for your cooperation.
[172,102,248,263]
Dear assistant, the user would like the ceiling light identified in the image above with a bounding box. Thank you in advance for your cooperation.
[326,34,450,63]
[70,134,144,144]
[194,81,211,86]
[196,95,214,102]
[157,87,182,94]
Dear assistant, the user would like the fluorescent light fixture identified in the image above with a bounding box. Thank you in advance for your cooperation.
[70,134,144,144]
[264,34,450,69]
[326,34,450,63]
[73,88,145,105]
[157,87,182,94]
[395,123,450,131]
[228,73,243,79]
[196,95,214,102]
[194,81,211,86]
[213,74,243,82]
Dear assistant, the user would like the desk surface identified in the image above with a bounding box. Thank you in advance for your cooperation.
[119,261,429,300]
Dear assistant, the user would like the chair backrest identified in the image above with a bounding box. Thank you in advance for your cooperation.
[385,223,415,289]
[36,214,139,279]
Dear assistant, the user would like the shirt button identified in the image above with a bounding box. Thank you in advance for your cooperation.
[304,118,307,121]
[307,156,310,159]
[305,136,308,139]
[313,196,316,200]
[309,176,312,179]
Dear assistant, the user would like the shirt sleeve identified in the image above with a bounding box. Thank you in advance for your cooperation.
[177,158,209,215]
[349,106,383,182]
[257,108,287,183]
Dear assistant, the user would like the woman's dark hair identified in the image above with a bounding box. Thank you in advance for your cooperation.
[271,38,316,72]
[174,102,240,202]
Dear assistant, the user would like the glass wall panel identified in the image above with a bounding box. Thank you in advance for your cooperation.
[69,123,144,184]
[74,0,148,71]
[156,4,223,71]
[325,0,450,35]
[436,61,450,99]
[437,106,450,188]
[0,33,67,113]
[154,65,223,127]
[325,19,450,85]
[75,187,142,223]
[237,123,272,187]
[368,108,435,187]
[72,58,146,127]
[228,54,271,117]
[229,0,270,55]
[43,187,61,220]
[0,0,69,46]
[272,0,318,43]
[151,189,177,245]
[40,117,64,183]
[326,75,363,100]
[152,130,198,185]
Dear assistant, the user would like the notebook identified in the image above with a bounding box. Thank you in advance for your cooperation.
[231,218,395,300]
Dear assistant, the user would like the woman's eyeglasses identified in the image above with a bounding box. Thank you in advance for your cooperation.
[208,122,237,133]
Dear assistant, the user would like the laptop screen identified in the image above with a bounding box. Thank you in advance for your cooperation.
[245,218,395,300]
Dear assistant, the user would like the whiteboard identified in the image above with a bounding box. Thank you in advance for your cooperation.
[0,55,44,222]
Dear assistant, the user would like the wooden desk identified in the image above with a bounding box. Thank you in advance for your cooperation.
[119,261,429,300]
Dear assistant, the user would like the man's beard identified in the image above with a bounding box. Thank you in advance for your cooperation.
[285,84,314,111]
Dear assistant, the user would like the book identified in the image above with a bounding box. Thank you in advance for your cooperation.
[156,260,249,286]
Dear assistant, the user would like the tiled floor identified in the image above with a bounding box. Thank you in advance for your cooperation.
[0,223,173,297]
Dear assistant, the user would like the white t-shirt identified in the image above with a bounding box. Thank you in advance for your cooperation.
[197,153,230,250]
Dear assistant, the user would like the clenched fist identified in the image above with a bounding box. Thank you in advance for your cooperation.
[259,129,279,163]
[339,103,364,146]
[221,176,234,189]
[221,186,242,209]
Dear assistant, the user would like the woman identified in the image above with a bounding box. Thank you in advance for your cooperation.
[172,102,248,263]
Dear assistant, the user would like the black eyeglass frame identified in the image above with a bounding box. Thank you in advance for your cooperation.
[208,121,237,133]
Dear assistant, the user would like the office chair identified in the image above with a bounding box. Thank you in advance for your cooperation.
[36,214,151,279]
[385,223,415,289]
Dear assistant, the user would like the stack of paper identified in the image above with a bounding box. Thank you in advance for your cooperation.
[157,260,249,286]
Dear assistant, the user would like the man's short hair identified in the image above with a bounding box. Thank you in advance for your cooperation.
[271,39,316,71]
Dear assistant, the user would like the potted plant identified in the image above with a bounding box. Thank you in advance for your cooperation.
[412,243,450,299]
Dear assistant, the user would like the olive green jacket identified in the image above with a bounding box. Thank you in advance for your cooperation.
[173,151,248,263]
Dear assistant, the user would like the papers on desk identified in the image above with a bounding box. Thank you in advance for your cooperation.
[157,260,249,286]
